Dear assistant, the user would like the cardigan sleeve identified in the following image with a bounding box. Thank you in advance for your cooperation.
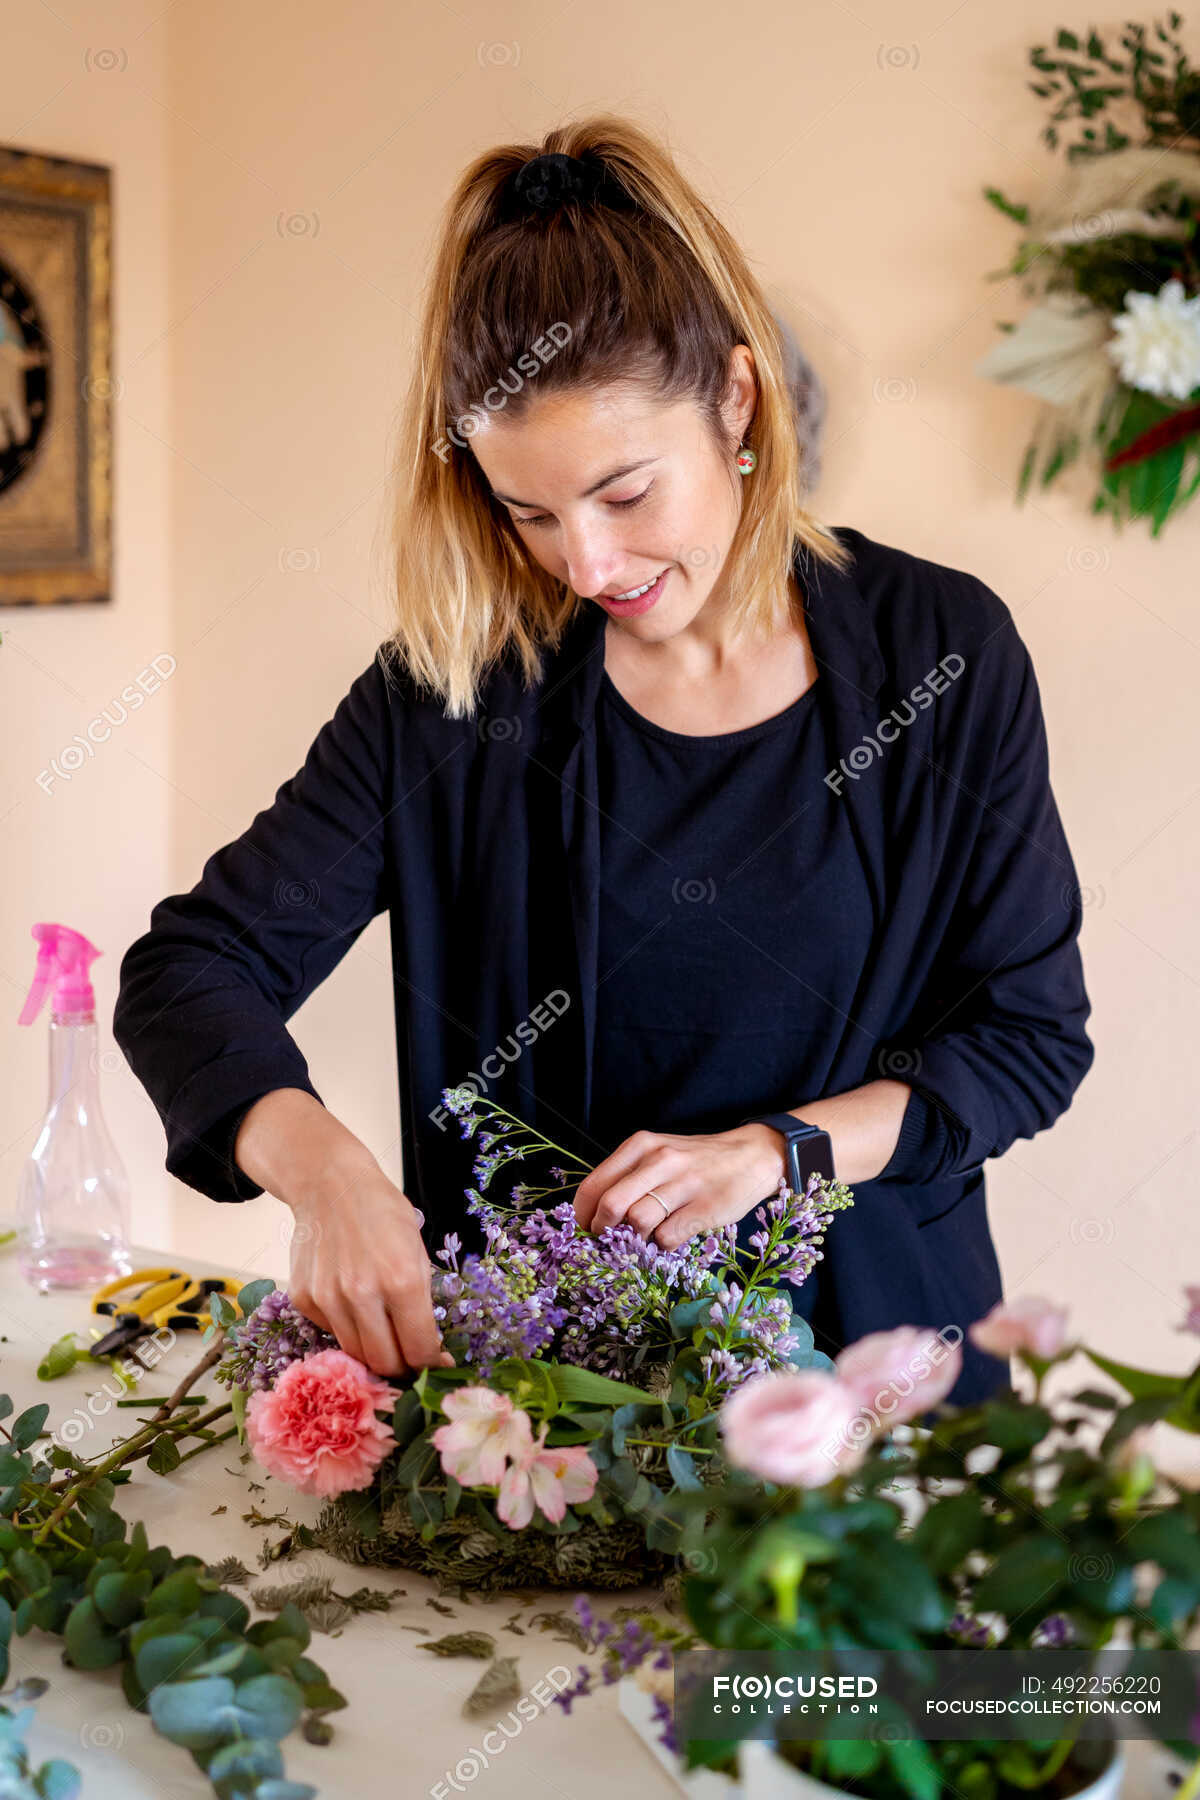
[876,1086,974,1186]
[877,617,1095,1183]
[112,650,394,1203]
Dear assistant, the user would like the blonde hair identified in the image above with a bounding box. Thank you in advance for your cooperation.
[382,112,852,719]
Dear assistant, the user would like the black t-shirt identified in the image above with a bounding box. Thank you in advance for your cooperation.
[589,665,954,1259]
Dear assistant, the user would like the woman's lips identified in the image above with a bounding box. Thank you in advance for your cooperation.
[596,567,670,617]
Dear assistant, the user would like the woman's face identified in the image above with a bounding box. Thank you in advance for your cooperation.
[469,351,756,645]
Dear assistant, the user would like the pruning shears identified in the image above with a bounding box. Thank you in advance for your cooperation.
[88,1266,244,1360]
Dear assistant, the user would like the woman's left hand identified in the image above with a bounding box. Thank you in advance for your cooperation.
[572,1124,786,1251]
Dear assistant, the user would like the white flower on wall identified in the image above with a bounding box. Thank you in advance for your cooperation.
[1105,278,1200,403]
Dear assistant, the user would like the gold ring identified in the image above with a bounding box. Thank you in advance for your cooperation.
[645,1190,671,1219]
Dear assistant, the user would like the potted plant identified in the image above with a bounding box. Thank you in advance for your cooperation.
[554,1295,1200,1799]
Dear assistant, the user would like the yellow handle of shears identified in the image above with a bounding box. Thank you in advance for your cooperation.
[91,1267,192,1321]
[92,1268,245,1329]
[148,1276,244,1331]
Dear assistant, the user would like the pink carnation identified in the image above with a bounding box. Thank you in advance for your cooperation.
[968,1296,1070,1360]
[245,1347,399,1498]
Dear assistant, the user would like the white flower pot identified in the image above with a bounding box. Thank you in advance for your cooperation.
[620,1670,1129,1800]
[738,1735,1126,1799]
[618,1674,742,1794]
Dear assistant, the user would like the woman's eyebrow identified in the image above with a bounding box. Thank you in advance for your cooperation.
[491,457,659,509]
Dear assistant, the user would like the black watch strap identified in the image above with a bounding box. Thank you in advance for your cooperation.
[739,1110,836,1195]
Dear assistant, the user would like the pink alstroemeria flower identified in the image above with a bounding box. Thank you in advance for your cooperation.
[969,1296,1070,1360]
[430,1385,533,1487]
[496,1423,598,1530]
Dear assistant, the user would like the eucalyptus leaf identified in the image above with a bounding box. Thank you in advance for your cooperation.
[147,1434,182,1475]
[237,1278,277,1316]
[146,1675,235,1749]
[205,1735,285,1782]
[11,1405,49,1451]
[62,1596,123,1671]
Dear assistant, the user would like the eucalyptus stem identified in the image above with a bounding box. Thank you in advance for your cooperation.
[176,1425,238,1466]
[623,1437,715,1454]
[32,1337,231,1543]
[117,1403,233,1469]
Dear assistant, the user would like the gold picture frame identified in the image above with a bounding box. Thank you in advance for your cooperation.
[0,144,112,607]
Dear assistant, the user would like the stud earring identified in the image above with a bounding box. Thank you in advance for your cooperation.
[735,443,758,475]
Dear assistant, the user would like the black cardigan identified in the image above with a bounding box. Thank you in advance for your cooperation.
[112,526,1095,1405]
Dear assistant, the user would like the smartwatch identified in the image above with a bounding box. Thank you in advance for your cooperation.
[738,1110,836,1196]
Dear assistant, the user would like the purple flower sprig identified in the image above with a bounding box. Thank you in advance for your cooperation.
[694,1176,855,1406]
[553,1594,681,1737]
[212,1286,338,1394]
[432,1088,854,1398]
[432,1194,728,1380]
[441,1084,591,1214]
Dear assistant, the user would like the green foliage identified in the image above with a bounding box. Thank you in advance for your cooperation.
[1028,14,1199,160]
[582,1360,1200,1796]
[0,1370,336,1800]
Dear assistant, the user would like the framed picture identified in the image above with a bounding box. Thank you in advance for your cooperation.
[0,144,112,607]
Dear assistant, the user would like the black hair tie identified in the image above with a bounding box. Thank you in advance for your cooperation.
[499,151,635,222]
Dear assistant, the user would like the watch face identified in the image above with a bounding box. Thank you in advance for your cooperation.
[789,1130,835,1188]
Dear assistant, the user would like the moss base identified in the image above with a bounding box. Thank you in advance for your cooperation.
[310,1494,674,1595]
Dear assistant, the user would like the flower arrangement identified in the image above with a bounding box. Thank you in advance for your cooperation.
[561,1290,1200,1799]
[975,13,1200,533]
[210,1088,855,1594]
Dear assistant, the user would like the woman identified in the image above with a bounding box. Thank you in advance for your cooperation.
[113,115,1094,1407]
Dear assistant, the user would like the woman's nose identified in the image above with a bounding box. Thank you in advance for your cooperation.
[561,523,622,600]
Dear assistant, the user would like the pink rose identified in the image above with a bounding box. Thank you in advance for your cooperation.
[245,1347,399,1498]
[496,1423,598,1530]
[834,1326,963,1425]
[430,1386,534,1487]
[718,1369,870,1487]
[969,1296,1069,1360]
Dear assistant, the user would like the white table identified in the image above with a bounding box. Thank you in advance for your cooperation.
[0,1241,681,1800]
[0,1243,1183,1799]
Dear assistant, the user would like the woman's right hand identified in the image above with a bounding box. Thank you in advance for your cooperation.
[284,1165,455,1380]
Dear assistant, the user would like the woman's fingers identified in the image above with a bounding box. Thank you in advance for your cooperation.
[625,1185,686,1241]
[574,1130,664,1229]
[587,1146,684,1234]
[288,1198,453,1380]
[387,1236,455,1371]
[337,1295,408,1380]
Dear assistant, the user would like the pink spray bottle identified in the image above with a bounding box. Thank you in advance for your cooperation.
[16,923,133,1290]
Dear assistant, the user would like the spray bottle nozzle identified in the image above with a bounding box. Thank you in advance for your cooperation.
[18,923,102,1026]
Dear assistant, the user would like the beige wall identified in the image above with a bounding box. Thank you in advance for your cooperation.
[3,3,1197,1378]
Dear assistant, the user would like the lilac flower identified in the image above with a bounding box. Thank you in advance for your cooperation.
[213,1287,337,1394]
[428,1088,853,1394]
[948,1608,1002,1648]
[552,1596,673,1716]
[1032,1612,1076,1647]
